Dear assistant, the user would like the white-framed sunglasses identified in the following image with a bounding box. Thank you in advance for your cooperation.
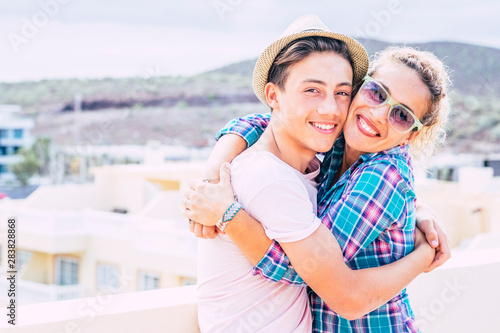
[359,76,423,133]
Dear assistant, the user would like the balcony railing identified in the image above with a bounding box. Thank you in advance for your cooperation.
[4,208,86,236]
[0,206,189,242]
[0,276,86,305]
[0,285,199,333]
[0,247,499,333]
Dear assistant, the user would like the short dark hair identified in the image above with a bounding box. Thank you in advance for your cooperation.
[267,36,353,91]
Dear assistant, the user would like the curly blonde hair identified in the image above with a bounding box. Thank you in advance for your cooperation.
[368,46,452,161]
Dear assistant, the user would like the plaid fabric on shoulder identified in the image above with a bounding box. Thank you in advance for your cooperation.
[215,113,271,147]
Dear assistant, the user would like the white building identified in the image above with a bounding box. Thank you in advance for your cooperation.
[0,161,203,305]
[0,105,35,179]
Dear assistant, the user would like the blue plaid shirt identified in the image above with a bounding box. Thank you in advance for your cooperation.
[216,113,419,332]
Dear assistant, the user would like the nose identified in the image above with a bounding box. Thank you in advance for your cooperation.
[369,104,390,125]
[317,94,341,117]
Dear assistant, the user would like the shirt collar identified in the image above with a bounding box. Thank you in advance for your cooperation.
[358,143,410,163]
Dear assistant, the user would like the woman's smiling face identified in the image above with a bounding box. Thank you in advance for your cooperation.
[343,61,431,157]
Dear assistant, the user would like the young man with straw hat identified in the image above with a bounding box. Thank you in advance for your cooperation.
[188,15,437,332]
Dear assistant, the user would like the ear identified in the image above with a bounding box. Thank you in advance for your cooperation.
[401,130,420,146]
[265,82,280,110]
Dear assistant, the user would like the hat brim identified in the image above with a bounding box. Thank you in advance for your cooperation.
[252,31,369,106]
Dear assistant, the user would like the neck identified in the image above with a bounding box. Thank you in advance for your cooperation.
[254,121,316,173]
[339,144,363,176]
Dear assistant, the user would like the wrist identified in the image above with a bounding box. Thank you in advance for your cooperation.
[216,201,243,232]
[415,242,434,265]
[215,196,236,217]
[200,172,220,181]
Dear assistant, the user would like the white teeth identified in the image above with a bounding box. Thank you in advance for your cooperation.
[359,118,378,135]
[312,122,335,130]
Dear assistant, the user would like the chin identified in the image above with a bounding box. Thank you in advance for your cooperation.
[313,142,335,153]
[343,129,357,144]
[344,136,368,152]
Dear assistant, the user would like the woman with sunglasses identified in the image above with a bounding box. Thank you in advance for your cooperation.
[185,46,451,332]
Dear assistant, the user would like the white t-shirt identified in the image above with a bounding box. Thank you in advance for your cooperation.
[197,150,322,332]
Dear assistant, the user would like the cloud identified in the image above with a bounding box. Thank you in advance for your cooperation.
[0,0,498,81]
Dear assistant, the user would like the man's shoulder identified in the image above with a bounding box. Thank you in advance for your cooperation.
[232,150,302,184]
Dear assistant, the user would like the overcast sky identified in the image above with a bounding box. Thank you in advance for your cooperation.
[1,0,499,82]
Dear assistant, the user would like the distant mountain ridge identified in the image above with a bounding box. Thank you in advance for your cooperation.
[207,39,500,96]
[0,39,497,111]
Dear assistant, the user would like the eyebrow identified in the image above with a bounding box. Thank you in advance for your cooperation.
[378,80,414,112]
[300,79,352,88]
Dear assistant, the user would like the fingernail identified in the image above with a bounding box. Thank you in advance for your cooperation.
[431,241,438,247]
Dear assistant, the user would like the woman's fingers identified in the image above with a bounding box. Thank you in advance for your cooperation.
[426,223,451,272]
[418,218,439,248]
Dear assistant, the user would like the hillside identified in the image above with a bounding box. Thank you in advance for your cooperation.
[0,39,499,152]
[208,39,500,96]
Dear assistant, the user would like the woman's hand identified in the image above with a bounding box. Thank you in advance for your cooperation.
[413,227,436,272]
[183,163,235,227]
[415,203,451,271]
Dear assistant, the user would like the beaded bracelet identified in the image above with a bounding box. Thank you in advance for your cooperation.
[216,201,243,232]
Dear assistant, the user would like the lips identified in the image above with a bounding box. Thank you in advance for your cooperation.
[311,122,335,130]
[356,115,380,137]
[310,122,337,134]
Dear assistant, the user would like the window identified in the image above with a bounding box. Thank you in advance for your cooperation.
[179,276,196,286]
[13,129,23,139]
[138,272,160,291]
[18,250,33,271]
[0,147,7,156]
[97,264,119,292]
[0,130,7,138]
[0,165,6,173]
[55,257,79,285]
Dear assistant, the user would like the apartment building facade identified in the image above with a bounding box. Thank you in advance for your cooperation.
[0,162,202,305]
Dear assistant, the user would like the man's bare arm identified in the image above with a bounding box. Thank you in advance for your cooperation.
[280,224,434,320]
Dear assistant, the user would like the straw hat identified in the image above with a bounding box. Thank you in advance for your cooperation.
[253,14,369,106]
